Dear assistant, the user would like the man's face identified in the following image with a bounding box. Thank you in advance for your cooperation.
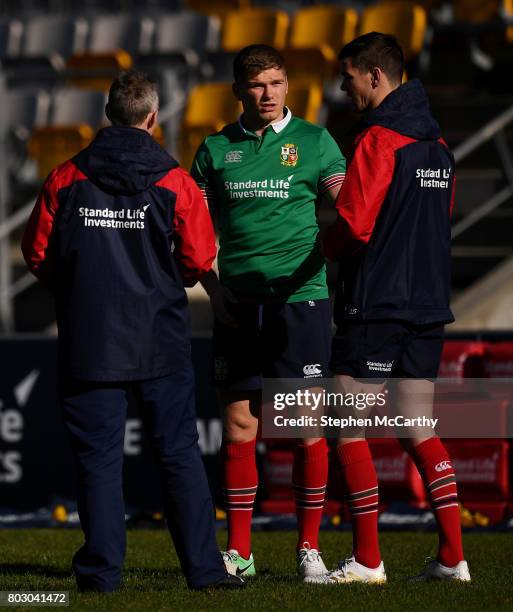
[234,67,288,126]
[340,57,374,112]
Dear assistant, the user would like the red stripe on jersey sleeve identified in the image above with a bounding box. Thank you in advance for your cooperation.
[22,160,87,284]
[156,167,217,286]
[324,127,405,261]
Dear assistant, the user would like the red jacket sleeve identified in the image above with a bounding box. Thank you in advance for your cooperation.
[22,166,62,284]
[159,168,217,287]
[323,126,397,261]
[22,160,85,285]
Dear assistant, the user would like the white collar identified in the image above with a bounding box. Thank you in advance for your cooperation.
[238,107,293,135]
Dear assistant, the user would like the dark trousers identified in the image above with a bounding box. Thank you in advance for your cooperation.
[60,362,226,591]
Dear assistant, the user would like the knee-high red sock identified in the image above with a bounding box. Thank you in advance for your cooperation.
[337,441,381,569]
[292,439,328,551]
[410,437,464,567]
[223,439,258,559]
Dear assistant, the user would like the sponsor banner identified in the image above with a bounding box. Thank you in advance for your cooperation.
[368,439,426,503]
[444,440,510,500]
[262,449,294,498]
[261,378,513,438]
[439,339,513,379]
[0,337,221,511]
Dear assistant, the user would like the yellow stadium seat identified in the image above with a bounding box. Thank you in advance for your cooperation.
[359,2,427,61]
[28,122,164,179]
[179,82,241,169]
[392,0,443,9]
[506,0,513,43]
[183,82,242,129]
[286,81,323,124]
[285,6,358,83]
[289,5,358,59]
[454,0,513,43]
[153,124,166,149]
[281,48,334,83]
[185,0,251,18]
[221,8,290,51]
[67,50,133,91]
[453,0,502,23]
[179,125,219,171]
[28,124,94,178]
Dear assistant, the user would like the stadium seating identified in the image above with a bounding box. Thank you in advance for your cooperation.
[0,18,22,59]
[28,124,94,179]
[49,87,107,127]
[87,14,154,55]
[20,14,88,63]
[221,8,290,51]
[181,82,241,134]
[178,81,241,169]
[287,81,324,123]
[6,88,50,138]
[4,15,88,87]
[67,51,133,91]
[453,0,506,24]
[65,14,156,90]
[283,5,358,83]
[185,0,251,18]
[145,11,221,71]
[358,1,428,61]
[288,5,358,58]
[5,87,50,178]
[28,88,106,178]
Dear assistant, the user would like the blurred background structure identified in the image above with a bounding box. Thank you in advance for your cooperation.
[1,0,513,527]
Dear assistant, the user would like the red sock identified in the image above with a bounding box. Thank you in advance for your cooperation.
[337,441,381,569]
[292,439,328,550]
[410,437,463,567]
[223,439,258,559]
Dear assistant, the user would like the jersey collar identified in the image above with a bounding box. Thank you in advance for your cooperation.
[238,107,293,136]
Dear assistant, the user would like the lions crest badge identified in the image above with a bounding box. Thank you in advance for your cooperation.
[280,143,299,167]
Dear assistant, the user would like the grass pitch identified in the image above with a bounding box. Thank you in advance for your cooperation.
[1,529,512,611]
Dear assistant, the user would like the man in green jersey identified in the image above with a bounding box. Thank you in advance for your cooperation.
[191,45,345,580]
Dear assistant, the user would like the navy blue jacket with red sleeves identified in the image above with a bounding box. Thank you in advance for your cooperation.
[325,79,455,326]
[22,126,216,381]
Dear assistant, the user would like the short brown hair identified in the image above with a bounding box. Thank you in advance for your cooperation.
[106,70,159,127]
[339,32,404,85]
[233,44,286,83]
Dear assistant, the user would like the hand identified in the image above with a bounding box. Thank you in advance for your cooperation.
[209,284,238,328]
[200,269,238,327]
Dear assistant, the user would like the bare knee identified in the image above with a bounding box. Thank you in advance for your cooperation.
[221,393,260,444]
[223,409,258,443]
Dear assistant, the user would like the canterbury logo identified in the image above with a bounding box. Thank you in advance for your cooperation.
[303,364,322,377]
[435,460,452,472]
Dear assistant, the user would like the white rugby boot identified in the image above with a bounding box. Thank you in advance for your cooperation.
[412,559,471,582]
[297,542,328,580]
[304,556,386,584]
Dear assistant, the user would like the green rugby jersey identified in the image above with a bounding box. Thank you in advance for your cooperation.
[191,109,346,302]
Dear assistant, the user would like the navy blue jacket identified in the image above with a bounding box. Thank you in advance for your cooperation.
[325,79,455,326]
[23,127,216,381]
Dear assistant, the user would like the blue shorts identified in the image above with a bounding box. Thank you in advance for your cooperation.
[331,320,445,381]
[213,298,332,390]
